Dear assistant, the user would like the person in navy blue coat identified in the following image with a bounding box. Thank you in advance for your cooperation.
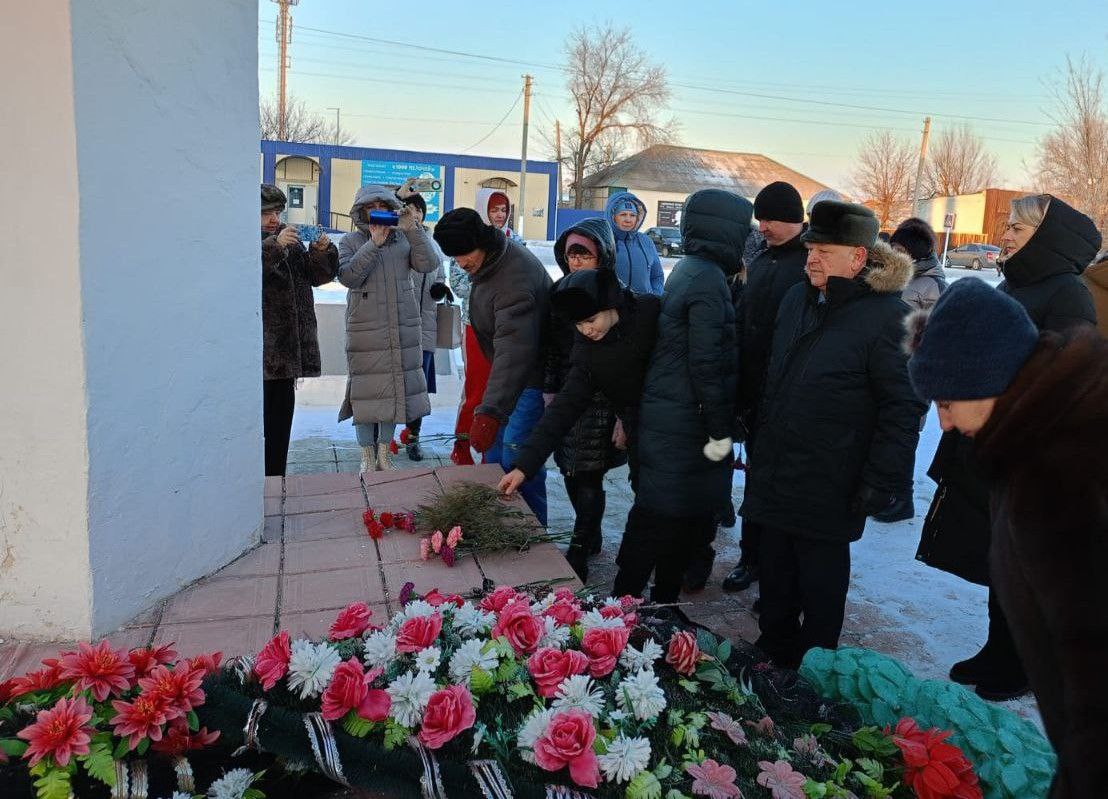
[605,191,666,295]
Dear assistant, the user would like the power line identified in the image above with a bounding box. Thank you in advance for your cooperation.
[459,89,524,154]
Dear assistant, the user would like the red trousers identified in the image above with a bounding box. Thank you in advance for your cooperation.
[454,325,491,461]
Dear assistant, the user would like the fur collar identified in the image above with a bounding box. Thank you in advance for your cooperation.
[863,241,915,294]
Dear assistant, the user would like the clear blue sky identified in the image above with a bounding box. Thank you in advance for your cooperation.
[258,0,1108,190]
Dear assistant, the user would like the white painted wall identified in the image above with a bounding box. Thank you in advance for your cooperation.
[69,0,263,634]
[0,3,93,638]
[920,192,988,235]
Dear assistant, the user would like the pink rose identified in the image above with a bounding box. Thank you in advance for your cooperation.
[396,613,443,653]
[544,598,583,628]
[329,602,373,640]
[666,630,702,676]
[527,648,589,698]
[480,585,523,613]
[533,709,600,788]
[321,660,390,722]
[253,632,291,691]
[581,626,631,678]
[418,685,476,750]
[491,600,545,655]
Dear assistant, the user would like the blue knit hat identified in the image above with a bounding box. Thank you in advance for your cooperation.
[906,278,1039,401]
[613,199,638,214]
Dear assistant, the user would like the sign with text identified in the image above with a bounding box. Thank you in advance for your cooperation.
[360,160,446,222]
[943,212,956,231]
[658,200,684,227]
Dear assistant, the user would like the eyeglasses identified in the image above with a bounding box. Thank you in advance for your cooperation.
[567,253,598,263]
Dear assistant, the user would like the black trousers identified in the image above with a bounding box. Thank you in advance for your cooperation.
[263,378,296,477]
[563,470,607,534]
[738,518,763,568]
[614,503,716,604]
[756,526,851,670]
[983,587,1027,681]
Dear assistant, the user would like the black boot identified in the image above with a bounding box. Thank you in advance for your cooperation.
[566,475,606,557]
[565,531,590,583]
[722,562,759,593]
[949,644,993,685]
[406,436,424,461]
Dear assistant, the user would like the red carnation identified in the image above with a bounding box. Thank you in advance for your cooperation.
[367,520,385,540]
[17,696,94,767]
[330,602,374,640]
[254,631,292,691]
[441,545,457,567]
[389,439,400,455]
[58,640,136,701]
[110,694,171,750]
[400,428,412,445]
[364,508,376,523]
[380,511,395,528]
[890,718,982,799]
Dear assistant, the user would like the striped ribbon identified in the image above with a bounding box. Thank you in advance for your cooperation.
[469,759,515,799]
[409,737,448,799]
[303,712,350,787]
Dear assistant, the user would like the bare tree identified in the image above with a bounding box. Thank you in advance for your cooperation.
[923,124,998,196]
[852,131,917,228]
[260,94,354,145]
[1035,55,1108,231]
[553,24,674,208]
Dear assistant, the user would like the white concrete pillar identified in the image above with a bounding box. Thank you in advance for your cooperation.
[0,1,263,639]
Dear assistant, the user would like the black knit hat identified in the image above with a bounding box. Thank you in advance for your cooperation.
[551,268,624,323]
[753,181,804,223]
[261,183,286,212]
[802,201,880,249]
[434,208,497,256]
[890,217,936,261]
[905,278,1039,401]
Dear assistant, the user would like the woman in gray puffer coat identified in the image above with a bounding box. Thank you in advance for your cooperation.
[890,217,948,311]
[338,185,442,472]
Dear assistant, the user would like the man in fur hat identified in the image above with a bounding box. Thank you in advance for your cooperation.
[740,200,927,669]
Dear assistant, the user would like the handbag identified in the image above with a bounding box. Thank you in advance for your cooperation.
[436,302,463,349]
[915,479,992,586]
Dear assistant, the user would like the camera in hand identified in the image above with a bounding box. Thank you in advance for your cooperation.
[368,210,400,227]
[408,177,442,193]
[295,224,322,243]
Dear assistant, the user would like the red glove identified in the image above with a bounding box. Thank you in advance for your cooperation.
[451,438,475,466]
[469,413,501,454]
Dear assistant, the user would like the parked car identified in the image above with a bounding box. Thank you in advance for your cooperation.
[645,226,683,257]
[944,243,1001,271]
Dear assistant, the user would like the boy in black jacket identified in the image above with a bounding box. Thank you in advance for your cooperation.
[499,269,662,580]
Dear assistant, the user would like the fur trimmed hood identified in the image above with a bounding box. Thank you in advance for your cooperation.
[863,240,915,294]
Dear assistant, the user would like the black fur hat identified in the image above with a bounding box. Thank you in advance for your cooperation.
[890,217,937,261]
[551,268,625,323]
[801,200,879,249]
[434,208,499,256]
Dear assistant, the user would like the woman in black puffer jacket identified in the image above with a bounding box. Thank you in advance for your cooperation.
[542,219,628,577]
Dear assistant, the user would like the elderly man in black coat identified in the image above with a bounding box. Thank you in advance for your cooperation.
[741,201,926,669]
[613,189,751,605]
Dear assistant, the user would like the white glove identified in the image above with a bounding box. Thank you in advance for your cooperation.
[397,204,421,231]
[703,437,733,462]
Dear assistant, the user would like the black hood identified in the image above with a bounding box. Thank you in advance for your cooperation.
[553,217,617,276]
[1001,195,1102,287]
[679,189,753,276]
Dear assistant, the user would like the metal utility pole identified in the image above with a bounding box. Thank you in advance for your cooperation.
[327,106,341,143]
[554,119,562,205]
[517,74,533,239]
[912,116,932,217]
[272,0,300,141]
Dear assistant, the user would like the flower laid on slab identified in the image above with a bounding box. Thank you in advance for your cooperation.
[417,526,465,567]
[362,508,415,540]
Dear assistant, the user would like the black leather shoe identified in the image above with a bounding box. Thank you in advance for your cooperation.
[722,563,759,593]
[975,678,1031,702]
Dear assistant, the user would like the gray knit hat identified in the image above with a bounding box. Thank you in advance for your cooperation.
[905,278,1039,401]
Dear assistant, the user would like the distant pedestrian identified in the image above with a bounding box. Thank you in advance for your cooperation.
[890,217,948,312]
[337,185,441,473]
[476,187,516,239]
[906,278,1108,798]
[260,183,338,477]
[605,191,666,295]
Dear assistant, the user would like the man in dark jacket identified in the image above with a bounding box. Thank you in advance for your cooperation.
[718,181,808,594]
[742,200,925,669]
[260,183,338,476]
[434,208,552,524]
[614,189,750,605]
[501,267,663,580]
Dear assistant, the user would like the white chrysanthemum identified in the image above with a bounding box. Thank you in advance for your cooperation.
[606,708,627,724]
[530,591,557,613]
[170,793,193,799]
[391,600,437,629]
[619,638,664,673]
[415,646,441,673]
[602,597,623,609]
[580,609,626,631]
[286,640,341,699]
[616,668,667,721]
[537,615,571,649]
[451,603,496,636]
[363,630,398,670]
[207,768,256,799]
[448,639,499,684]
[597,735,651,784]
[516,707,556,765]
[386,670,436,727]
[552,674,605,717]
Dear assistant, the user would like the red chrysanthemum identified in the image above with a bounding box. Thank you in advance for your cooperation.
[389,439,400,455]
[150,717,221,755]
[110,694,171,750]
[58,640,136,701]
[187,651,223,677]
[254,632,292,691]
[8,662,65,699]
[128,642,179,678]
[0,678,17,704]
[400,428,412,445]
[890,718,982,799]
[137,665,205,719]
[17,696,94,767]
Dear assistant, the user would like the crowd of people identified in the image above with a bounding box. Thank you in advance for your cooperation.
[260,180,1107,796]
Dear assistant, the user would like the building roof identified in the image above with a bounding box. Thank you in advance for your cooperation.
[579,144,833,200]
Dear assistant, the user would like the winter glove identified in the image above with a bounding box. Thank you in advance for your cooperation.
[469,413,501,454]
[451,437,475,466]
[852,484,897,518]
[429,282,455,302]
[397,203,421,231]
[703,436,733,462]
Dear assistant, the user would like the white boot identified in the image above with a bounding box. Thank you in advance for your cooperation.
[376,441,393,471]
[360,446,376,474]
